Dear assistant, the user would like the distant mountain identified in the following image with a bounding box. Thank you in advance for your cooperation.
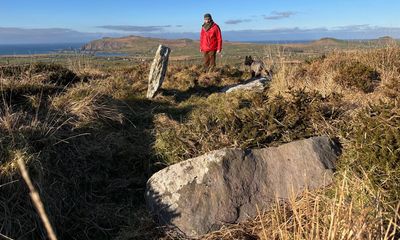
[310,38,345,46]
[81,35,197,52]
[307,37,399,49]
[376,36,396,44]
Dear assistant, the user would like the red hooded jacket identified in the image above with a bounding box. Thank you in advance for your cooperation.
[200,23,222,52]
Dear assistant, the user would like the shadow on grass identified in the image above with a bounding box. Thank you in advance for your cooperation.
[49,96,194,239]
[161,85,224,102]
[0,86,194,239]
[161,77,266,103]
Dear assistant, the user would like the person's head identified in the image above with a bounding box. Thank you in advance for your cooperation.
[204,13,212,24]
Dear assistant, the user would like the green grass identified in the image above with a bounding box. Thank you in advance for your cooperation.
[155,89,346,164]
[334,60,380,93]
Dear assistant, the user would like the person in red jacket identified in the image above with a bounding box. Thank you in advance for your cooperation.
[200,13,222,72]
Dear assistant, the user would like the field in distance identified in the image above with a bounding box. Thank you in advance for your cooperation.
[81,35,400,61]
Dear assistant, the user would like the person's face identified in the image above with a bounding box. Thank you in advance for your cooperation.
[204,18,211,24]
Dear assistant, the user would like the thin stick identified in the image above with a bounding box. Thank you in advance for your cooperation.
[0,180,19,188]
[0,232,14,240]
[17,157,58,240]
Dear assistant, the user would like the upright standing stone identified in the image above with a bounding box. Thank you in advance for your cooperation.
[147,45,171,99]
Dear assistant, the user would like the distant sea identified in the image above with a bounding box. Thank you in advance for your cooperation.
[245,40,312,44]
[0,43,84,56]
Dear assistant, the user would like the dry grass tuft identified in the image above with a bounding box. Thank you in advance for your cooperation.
[51,84,124,128]
[0,62,80,86]
[203,170,400,240]
[334,60,380,93]
[269,46,400,105]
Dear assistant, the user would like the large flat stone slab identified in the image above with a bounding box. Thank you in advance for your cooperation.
[222,77,268,93]
[145,136,340,237]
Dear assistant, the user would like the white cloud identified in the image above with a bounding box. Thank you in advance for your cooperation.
[225,19,252,25]
[264,11,297,20]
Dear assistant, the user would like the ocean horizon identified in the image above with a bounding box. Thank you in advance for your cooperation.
[0,43,84,56]
[0,38,394,56]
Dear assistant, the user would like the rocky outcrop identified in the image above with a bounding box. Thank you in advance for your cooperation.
[145,136,340,237]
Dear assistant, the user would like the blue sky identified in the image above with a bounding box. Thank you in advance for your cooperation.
[1,0,400,43]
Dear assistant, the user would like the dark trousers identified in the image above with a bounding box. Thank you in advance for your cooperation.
[203,51,216,72]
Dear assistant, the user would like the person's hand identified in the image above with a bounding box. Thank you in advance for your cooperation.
[217,50,221,54]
